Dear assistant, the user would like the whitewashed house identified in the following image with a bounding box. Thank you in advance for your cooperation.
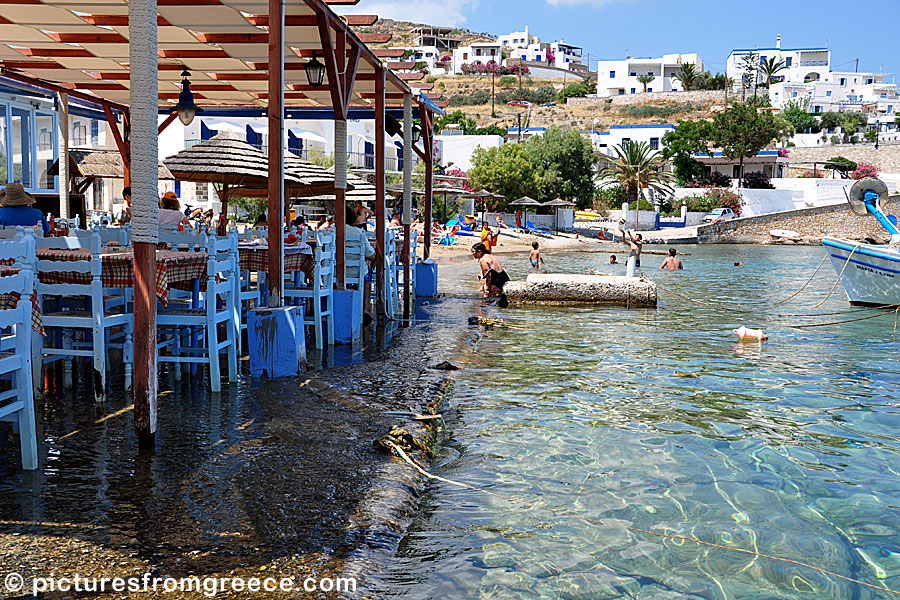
[590,124,676,156]
[498,27,538,50]
[452,41,503,74]
[596,53,704,97]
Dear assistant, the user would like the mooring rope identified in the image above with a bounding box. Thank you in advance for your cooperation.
[388,443,900,597]
[777,253,829,304]
[814,244,860,309]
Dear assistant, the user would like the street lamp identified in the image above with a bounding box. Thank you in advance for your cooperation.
[305,54,326,88]
[412,123,422,144]
[175,69,201,126]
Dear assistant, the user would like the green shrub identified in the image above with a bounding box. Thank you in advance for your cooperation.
[618,103,697,118]
[498,75,516,87]
[425,75,438,84]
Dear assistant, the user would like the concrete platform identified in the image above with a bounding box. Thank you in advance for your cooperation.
[505,274,657,307]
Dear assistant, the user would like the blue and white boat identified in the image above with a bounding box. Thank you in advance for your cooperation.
[822,178,900,306]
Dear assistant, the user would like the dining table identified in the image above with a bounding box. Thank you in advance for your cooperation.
[0,265,43,334]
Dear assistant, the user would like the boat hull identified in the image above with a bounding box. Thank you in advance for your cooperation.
[821,237,900,306]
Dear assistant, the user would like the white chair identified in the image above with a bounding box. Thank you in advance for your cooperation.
[38,232,133,397]
[0,266,38,470]
[0,228,36,352]
[156,233,238,392]
[383,229,399,319]
[55,215,80,230]
[395,231,418,302]
[284,229,335,348]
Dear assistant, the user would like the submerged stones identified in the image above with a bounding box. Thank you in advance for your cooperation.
[504,274,658,307]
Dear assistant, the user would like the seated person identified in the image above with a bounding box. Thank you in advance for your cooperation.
[159,191,189,229]
[432,218,444,236]
[118,186,132,224]
[495,214,506,229]
[0,182,50,235]
[389,213,402,229]
[345,205,376,324]
[472,242,509,297]
[253,213,268,228]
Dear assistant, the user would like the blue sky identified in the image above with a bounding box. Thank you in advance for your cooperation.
[348,0,899,80]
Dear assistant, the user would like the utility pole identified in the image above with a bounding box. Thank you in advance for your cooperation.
[517,113,522,143]
[491,69,495,118]
[855,58,859,73]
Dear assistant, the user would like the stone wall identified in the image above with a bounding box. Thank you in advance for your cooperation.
[785,144,900,174]
[568,90,725,108]
[697,199,898,242]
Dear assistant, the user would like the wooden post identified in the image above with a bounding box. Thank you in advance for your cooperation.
[402,93,413,315]
[375,67,386,317]
[334,120,347,289]
[267,0,284,307]
[422,106,433,259]
[56,92,68,219]
[129,0,158,446]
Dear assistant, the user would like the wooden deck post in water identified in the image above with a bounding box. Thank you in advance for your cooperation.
[375,67,386,317]
[129,0,158,445]
[422,105,433,259]
[267,0,284,307]
[402,93,412,315]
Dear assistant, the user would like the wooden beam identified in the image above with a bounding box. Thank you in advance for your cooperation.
[316,10,345,119]
[74,82,129,90]
[194,33,268,44]
[247,61,306,71]
[422,106,433,259]
[1,60,64,70]
[16,48,94,57]
[0,67,129,112]
[247,14,377,25]
[252,91,308,99]
[103,104,130,165]
[80,14,171,26]
[158,110,178,134]
[158,49,229,58]
[357,33,391,43]
[267,0,285,307]
[397,72,424,81]
[409,83,434,90]
[372,49,405,58]
[342,42,361,114]
[46,32,128,43]
[375,65,386,317]
[386,61,416,70]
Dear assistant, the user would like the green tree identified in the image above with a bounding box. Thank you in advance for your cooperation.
[662,119,714,184]
[841,111,868,143]
[525,127,597,207]
[759,56,787,88]
[672,63,698,91]
[474,124,508,136]
[556,80,597,103]
[711,100,786,186]
[781,98,816,133]
[468,143,539,206]
[740,52,759,95]
[637,73,655,92]
[596,140,674,230]
[435,110,478,134]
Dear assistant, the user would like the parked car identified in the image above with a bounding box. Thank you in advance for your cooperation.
[506,100,531,107]
[702,207,736,223]
[541,102,556,107]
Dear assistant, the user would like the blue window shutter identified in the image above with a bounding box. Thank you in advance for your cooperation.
[201,121,213,140]
[91,120,99,144]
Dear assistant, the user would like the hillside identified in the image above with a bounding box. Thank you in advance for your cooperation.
[360,18,494,49]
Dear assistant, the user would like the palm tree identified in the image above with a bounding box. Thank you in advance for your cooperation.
[672,63,697,91]
[637,73,655,92]
[596,140,675,232]
[759,57,787,88]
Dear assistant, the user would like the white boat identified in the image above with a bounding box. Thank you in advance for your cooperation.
[821,236,900,306]
[822,178,900,306]
[769,228,801,241]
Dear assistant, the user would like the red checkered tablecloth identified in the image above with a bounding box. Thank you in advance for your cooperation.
[0,266,43,335]
[239,246,315,282]
[36,248,208,307]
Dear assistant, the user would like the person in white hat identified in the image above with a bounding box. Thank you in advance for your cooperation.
[0,182,50,235]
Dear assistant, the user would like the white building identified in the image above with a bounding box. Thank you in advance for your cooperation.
[596,53,704,97]
[401,45,452,75]
[771,72,899,118]
[726,37,831,88]
[498,26,538,50]
[589,124,676,156]
[435,134,504,171]
[548,41,584,71]
[452,41,502,74]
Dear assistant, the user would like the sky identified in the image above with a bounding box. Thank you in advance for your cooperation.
[345,0,900,80]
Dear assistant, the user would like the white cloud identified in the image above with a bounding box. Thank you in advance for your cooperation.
[340,1,479,28]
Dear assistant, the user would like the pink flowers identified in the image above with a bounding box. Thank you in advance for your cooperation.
[849,162,878,180]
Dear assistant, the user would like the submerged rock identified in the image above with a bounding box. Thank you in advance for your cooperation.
[505,274,657,307]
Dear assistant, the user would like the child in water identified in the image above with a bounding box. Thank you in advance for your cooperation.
[529,241,544,271]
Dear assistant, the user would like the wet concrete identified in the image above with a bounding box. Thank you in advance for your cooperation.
[0,298,474,598]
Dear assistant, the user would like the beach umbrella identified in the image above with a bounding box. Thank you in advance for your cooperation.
[164,130,345,218]
[508,196,543,230]
[431,182,469,224]
[463,189,504,227]
[542,197,576,233]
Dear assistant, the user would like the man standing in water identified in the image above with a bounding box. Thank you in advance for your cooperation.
[660,248,684,270]
[472,242,509,297]
[623,230,642,277]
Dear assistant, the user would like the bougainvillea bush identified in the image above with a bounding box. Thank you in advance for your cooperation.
[850,162,878,180]
[682,188,744,215]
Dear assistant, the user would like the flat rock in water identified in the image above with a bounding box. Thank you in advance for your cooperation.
[505,274,657,307]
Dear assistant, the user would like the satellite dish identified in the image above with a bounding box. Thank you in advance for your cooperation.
[848,177,889,216]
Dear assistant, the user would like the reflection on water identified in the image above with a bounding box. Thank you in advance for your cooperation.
[380,245,900,599]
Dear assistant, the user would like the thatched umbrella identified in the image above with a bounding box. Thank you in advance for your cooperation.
[508,195,542,230]
[164,130,345,217]
[542,197,576,232]
[431,182,469,224]
[463,189,505,227]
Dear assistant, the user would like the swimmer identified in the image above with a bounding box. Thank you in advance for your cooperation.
[609,254,618,265]
[734,261,743,267]
[660,248,684,270]
[529,241,544,271]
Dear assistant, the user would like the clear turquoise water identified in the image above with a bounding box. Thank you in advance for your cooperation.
[381,245,900,600]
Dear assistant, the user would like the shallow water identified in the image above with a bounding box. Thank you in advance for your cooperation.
[380,245,900,600]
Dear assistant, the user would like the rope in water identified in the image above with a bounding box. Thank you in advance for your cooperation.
[388,443,900,597]
[814,244,860,309]
[776,253,829,304]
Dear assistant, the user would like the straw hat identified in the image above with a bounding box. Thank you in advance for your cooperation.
[0,182,36,207]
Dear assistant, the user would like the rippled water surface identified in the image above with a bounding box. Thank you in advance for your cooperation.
[381,245,900,600]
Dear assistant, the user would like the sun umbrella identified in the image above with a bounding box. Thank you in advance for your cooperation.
[542,197,576,233]
[508,196,543,231]
[431,182,469,224]
[463,189,504,227]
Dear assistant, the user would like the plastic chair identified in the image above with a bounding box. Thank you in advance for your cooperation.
[156,232,238,392]
[38,231,133,398]
[284,229,335,348]
[0,264,38,470]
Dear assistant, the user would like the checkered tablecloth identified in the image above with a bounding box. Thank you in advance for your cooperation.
[0,266,43,335]
[239,245,315,282]
[36,248,208,307]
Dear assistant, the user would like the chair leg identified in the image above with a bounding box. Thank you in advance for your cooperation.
[62,330,73,388]
[326,294,335,345]
[207,316,221,392]
[313,293,324,349]
[124,324,133,390]
[92,320,106,402]
[17,332,38,471]
[227,319,238,383]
